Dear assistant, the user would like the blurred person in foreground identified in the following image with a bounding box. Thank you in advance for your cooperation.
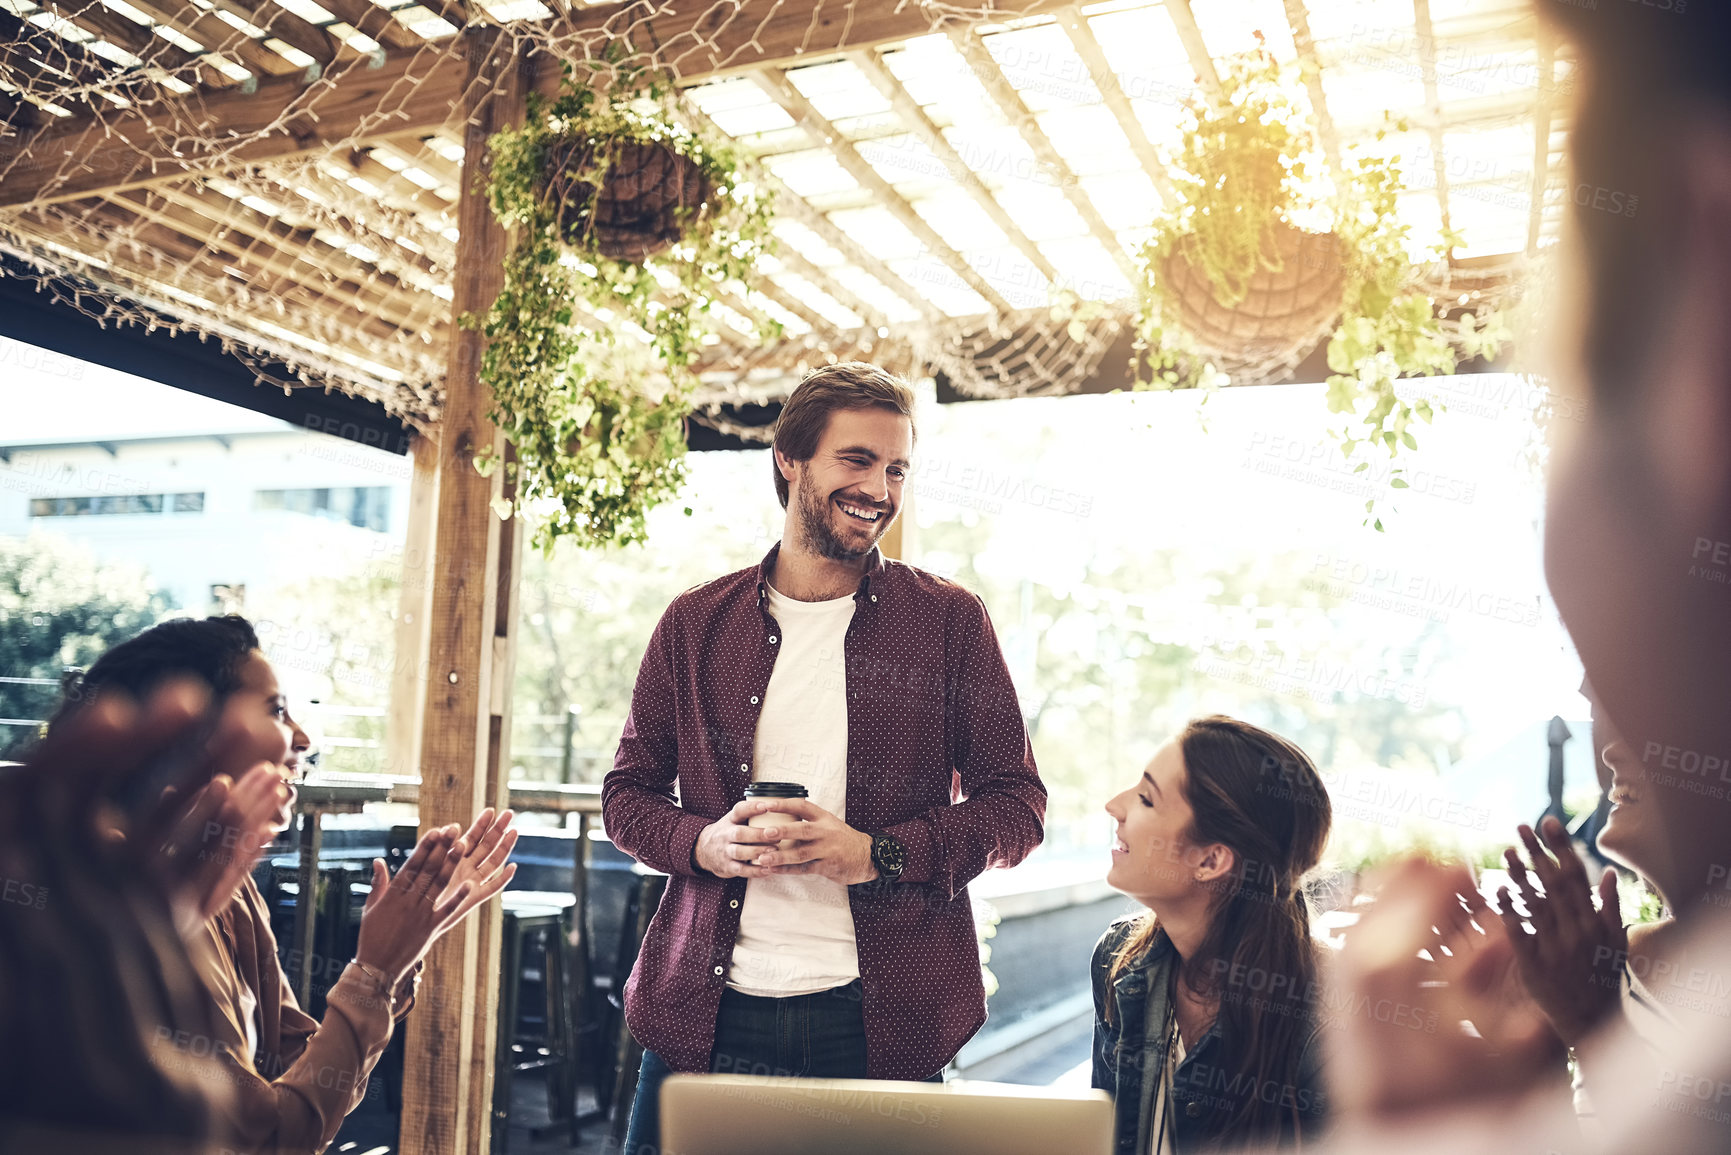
[40,616,520,1154]
[1326,3,1731,1152]
[0,657,291,1150]
[1093,717,1332,1154]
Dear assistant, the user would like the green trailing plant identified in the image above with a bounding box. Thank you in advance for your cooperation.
[472,59,776,551]
[1133,47,1509,529]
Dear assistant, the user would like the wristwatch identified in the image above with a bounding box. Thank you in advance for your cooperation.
[867,832,907,884]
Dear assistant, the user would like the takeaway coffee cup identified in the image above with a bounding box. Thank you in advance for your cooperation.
[744,781,807,850]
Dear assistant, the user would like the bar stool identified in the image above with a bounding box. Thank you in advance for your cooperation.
[492,890,580,1151]
[601,864,667,1146]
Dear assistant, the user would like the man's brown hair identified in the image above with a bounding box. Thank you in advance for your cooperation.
[770,362,917,508]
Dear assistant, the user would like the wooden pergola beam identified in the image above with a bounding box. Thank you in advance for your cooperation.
[542,0,1070,85]
[1057,5,1176,207]
[850,48,1063,285]
[121,0,298,76]
[1412,0,1453,253]
[774,193,938,323]
[752,67,1012,316]
[37,0,204,79]
[56,195,419,352]
[1281,0,1341,171]
[1162,0,1222,101]
[764,246,890,331]
[2,0,1076,208]
[202,0,338,66]
[141,181,445,328]
[945,25,1140,285]
[1526,30,1554,256]
[0,7,128,98]
[0,42,459,207]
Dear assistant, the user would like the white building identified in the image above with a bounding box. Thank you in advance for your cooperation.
[0,352,410,614]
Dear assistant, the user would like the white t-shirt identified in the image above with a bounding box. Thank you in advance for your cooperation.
[727,583,859,997]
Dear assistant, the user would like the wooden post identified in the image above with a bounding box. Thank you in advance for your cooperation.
[386,431,438,779]
[398,26,527,1155]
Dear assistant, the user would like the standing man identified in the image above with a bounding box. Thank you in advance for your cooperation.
[603,362,1046,1154]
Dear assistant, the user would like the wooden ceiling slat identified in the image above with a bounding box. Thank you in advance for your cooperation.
[0,8,128,98]
[203,0,337,66]
[851,48,1063,286]
[335,146,459,222]
[1281,0,1341,171]
[768,245,889,331]
[59,195,421,356]
[368,133,465,196]
[773,193,938,324]
[945,25,1140,284]
[111,187,438,332]
[543,0,1072,87]
[744,276,837,336]
[1162,0,1222,101]
[753,67,1013,316]
[0,44,462,207]
[1058,5,1176,206]
[1412,0,1454,252]
[243,173,456,282]
[1527,31,1554,257]
[314,0,422,54]
[36,0,201,77]
[119,0,297,76]
[144,180,444,325]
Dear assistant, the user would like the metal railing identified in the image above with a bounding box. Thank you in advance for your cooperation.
[1,679,604,783]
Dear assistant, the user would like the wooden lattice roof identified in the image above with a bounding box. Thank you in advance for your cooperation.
[0,0,1564,433]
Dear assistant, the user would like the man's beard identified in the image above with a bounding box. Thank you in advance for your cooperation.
[794,482,884,562]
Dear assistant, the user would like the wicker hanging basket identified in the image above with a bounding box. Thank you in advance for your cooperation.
[1161,222,1347,383]
[545,137,712,263]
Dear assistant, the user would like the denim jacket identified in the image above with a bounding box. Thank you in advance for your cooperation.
[1090,918,1328,1154]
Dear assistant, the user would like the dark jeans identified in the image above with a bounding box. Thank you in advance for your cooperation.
[621,980,897,1155]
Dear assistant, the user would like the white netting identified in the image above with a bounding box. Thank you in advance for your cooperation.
[0,0,1550,421]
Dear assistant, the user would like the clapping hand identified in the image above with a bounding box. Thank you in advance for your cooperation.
[355,826,472,985]
[1496,816,1627,1046]
[1333,858,1564,1120]
[433,806,519,933]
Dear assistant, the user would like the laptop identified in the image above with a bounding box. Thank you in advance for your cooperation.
[660,1073,1115,1155]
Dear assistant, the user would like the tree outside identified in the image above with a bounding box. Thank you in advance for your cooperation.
[0,534,172,754]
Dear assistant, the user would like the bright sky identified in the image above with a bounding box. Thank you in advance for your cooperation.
[0,338,292,443]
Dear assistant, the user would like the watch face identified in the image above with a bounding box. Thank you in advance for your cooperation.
[875,835,906,874]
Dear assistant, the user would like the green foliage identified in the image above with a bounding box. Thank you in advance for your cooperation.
[476,60,777,552]
[0,535,171,752]
[1132,47,1509,528]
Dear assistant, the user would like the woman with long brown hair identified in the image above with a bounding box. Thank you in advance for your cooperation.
[1092,715,1333,1153]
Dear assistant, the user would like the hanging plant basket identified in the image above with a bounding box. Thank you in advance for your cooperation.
[1133,44,1510,529]
[1162,223,1346,379]
[472,62,777,552]
[544,136,713,263]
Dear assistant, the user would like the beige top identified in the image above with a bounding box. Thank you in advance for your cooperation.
[188,875,414,1155]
